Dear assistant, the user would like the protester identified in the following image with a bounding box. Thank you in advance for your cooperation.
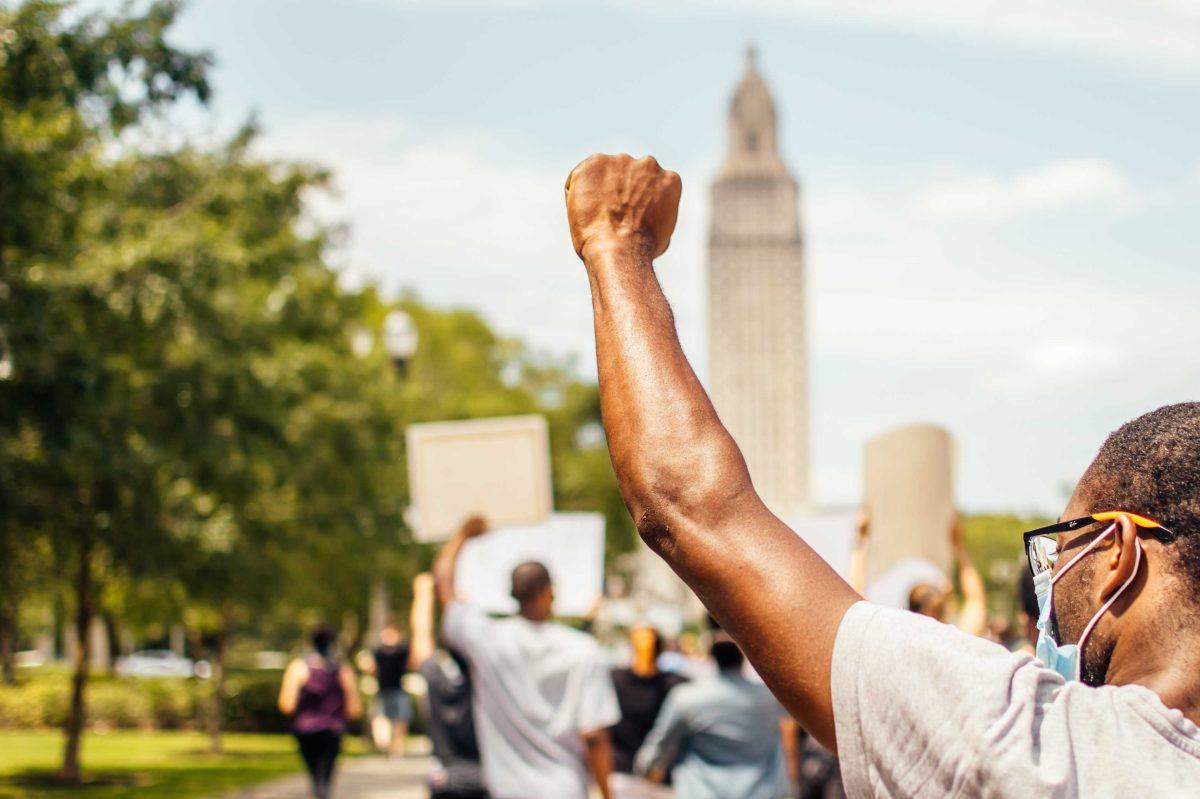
[563,153,1200,795]
[363,617,412,756]
[634,620,792,798]
[1016,567,1039,655]
[850,512,988,636]
[434,516,619,799]
[610,624,688,775]
[409,571,488,799]
[277,625,362,799]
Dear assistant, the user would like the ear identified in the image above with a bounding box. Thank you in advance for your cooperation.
[1100,513,1139,601]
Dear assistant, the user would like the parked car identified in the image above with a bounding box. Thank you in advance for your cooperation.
[116,649,199,678]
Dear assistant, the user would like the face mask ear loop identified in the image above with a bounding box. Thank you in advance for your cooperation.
[1072,538,1143,681]
[1048,523,1117,610]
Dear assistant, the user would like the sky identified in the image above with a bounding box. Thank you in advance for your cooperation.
[162,0,1200,514]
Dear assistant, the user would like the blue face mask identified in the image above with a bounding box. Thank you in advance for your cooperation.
[1033,570,1079,680]
[1032,523,1141,683]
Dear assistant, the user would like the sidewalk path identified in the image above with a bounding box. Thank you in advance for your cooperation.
[218,755,431,799]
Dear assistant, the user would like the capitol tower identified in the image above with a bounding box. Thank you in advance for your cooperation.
[708,47,809,515]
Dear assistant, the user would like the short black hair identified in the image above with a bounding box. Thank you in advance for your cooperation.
[511,561,552,605]
[311,624,335,656]
[711,639,745,670]
[1077,403,1200,601]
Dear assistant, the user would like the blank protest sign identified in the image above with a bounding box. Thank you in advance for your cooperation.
[406,415,552,542]
[787,511,859,578]
[862,423,955,584]
[454,512,606,617]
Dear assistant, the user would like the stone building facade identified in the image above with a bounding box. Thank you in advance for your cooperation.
[708,49,810,515]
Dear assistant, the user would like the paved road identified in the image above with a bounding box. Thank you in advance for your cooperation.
[219,755,432,799]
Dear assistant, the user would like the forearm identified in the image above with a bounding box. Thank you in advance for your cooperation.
[410,575,435,667]
[433,534,468,608]
[583,729,613,799]
[848,540,867,594]
[586,248,751,532]
[956,550,988,636]
[341,668,363,720]
[584,248,858,749]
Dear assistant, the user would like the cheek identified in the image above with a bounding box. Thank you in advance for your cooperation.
[1052,563,1097,639]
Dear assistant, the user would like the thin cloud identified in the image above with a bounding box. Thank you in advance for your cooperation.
[392,0,1200,76]
[915,159,1136,222]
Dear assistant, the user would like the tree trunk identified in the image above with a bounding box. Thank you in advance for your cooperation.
[207,612,231,754]
[59,537,93,783]
[0,597,16,685]
[101,609,120,677]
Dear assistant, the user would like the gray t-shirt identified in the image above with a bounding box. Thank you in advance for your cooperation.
[444,601,620,799]
[635,670,790,799]
[832,601,1200,797]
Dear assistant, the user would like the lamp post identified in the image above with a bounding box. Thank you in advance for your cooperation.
[383,310,418,376]
[365,310,419,646]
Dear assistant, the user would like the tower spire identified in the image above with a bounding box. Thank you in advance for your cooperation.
[721,46,783,176]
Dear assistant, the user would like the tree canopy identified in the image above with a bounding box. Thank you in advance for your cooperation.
[0,0,633,778]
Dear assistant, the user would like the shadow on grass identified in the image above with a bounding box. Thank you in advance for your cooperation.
[5,772,148,788]
[0,764,296,799]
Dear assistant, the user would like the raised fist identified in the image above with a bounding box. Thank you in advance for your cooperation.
[564,154,682,262]
[460,515,488,539]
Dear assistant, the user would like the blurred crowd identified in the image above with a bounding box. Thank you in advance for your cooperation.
[277,512,1037,799]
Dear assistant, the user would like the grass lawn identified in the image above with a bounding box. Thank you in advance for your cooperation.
[0,730,365,799]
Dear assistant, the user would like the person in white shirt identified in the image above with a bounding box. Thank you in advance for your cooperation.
[434,516,619,799]
[562,152,1200,797]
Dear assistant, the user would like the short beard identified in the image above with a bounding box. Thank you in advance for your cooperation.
[1081,643,1113,687]
[1053,558,1113,685]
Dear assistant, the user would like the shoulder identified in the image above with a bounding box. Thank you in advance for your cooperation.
[665,678,709,708]
[444,601,491,636]
[553,621,603,651]
[284,657,310,684]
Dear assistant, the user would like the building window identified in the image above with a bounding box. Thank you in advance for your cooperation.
[745,130,758,152]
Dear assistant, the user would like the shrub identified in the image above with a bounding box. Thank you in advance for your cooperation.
[89,681,154,729]
[222,670,288,733]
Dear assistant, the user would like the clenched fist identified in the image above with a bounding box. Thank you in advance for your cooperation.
[564,154,682,263]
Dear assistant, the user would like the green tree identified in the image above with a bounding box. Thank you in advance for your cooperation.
[0,0,210,780]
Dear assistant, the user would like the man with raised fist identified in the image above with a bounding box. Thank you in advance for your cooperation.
[564,153,1200,797]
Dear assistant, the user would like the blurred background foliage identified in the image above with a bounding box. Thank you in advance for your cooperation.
[0,0,1049,785]
[0,0,628,779]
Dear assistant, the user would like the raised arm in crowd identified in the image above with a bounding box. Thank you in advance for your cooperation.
[564,153,1200,797]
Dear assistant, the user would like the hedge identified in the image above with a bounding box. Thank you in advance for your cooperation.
[0,670,286,732]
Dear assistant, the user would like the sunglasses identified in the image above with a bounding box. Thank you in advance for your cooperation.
[1022,511,1176,578]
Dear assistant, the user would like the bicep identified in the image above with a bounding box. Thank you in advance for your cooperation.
[278,661,304,713]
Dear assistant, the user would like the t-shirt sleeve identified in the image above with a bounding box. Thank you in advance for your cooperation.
[832,601,1070,797]
[576,644,621,734]
[441,601,491,661]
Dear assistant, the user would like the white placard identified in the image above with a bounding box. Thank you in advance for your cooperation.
[862,424,955,583]
[786,511,860,578]
[406,415,552,542]
[455,512,606,617]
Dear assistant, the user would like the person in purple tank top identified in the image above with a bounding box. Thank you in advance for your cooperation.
[278,625,362,799]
